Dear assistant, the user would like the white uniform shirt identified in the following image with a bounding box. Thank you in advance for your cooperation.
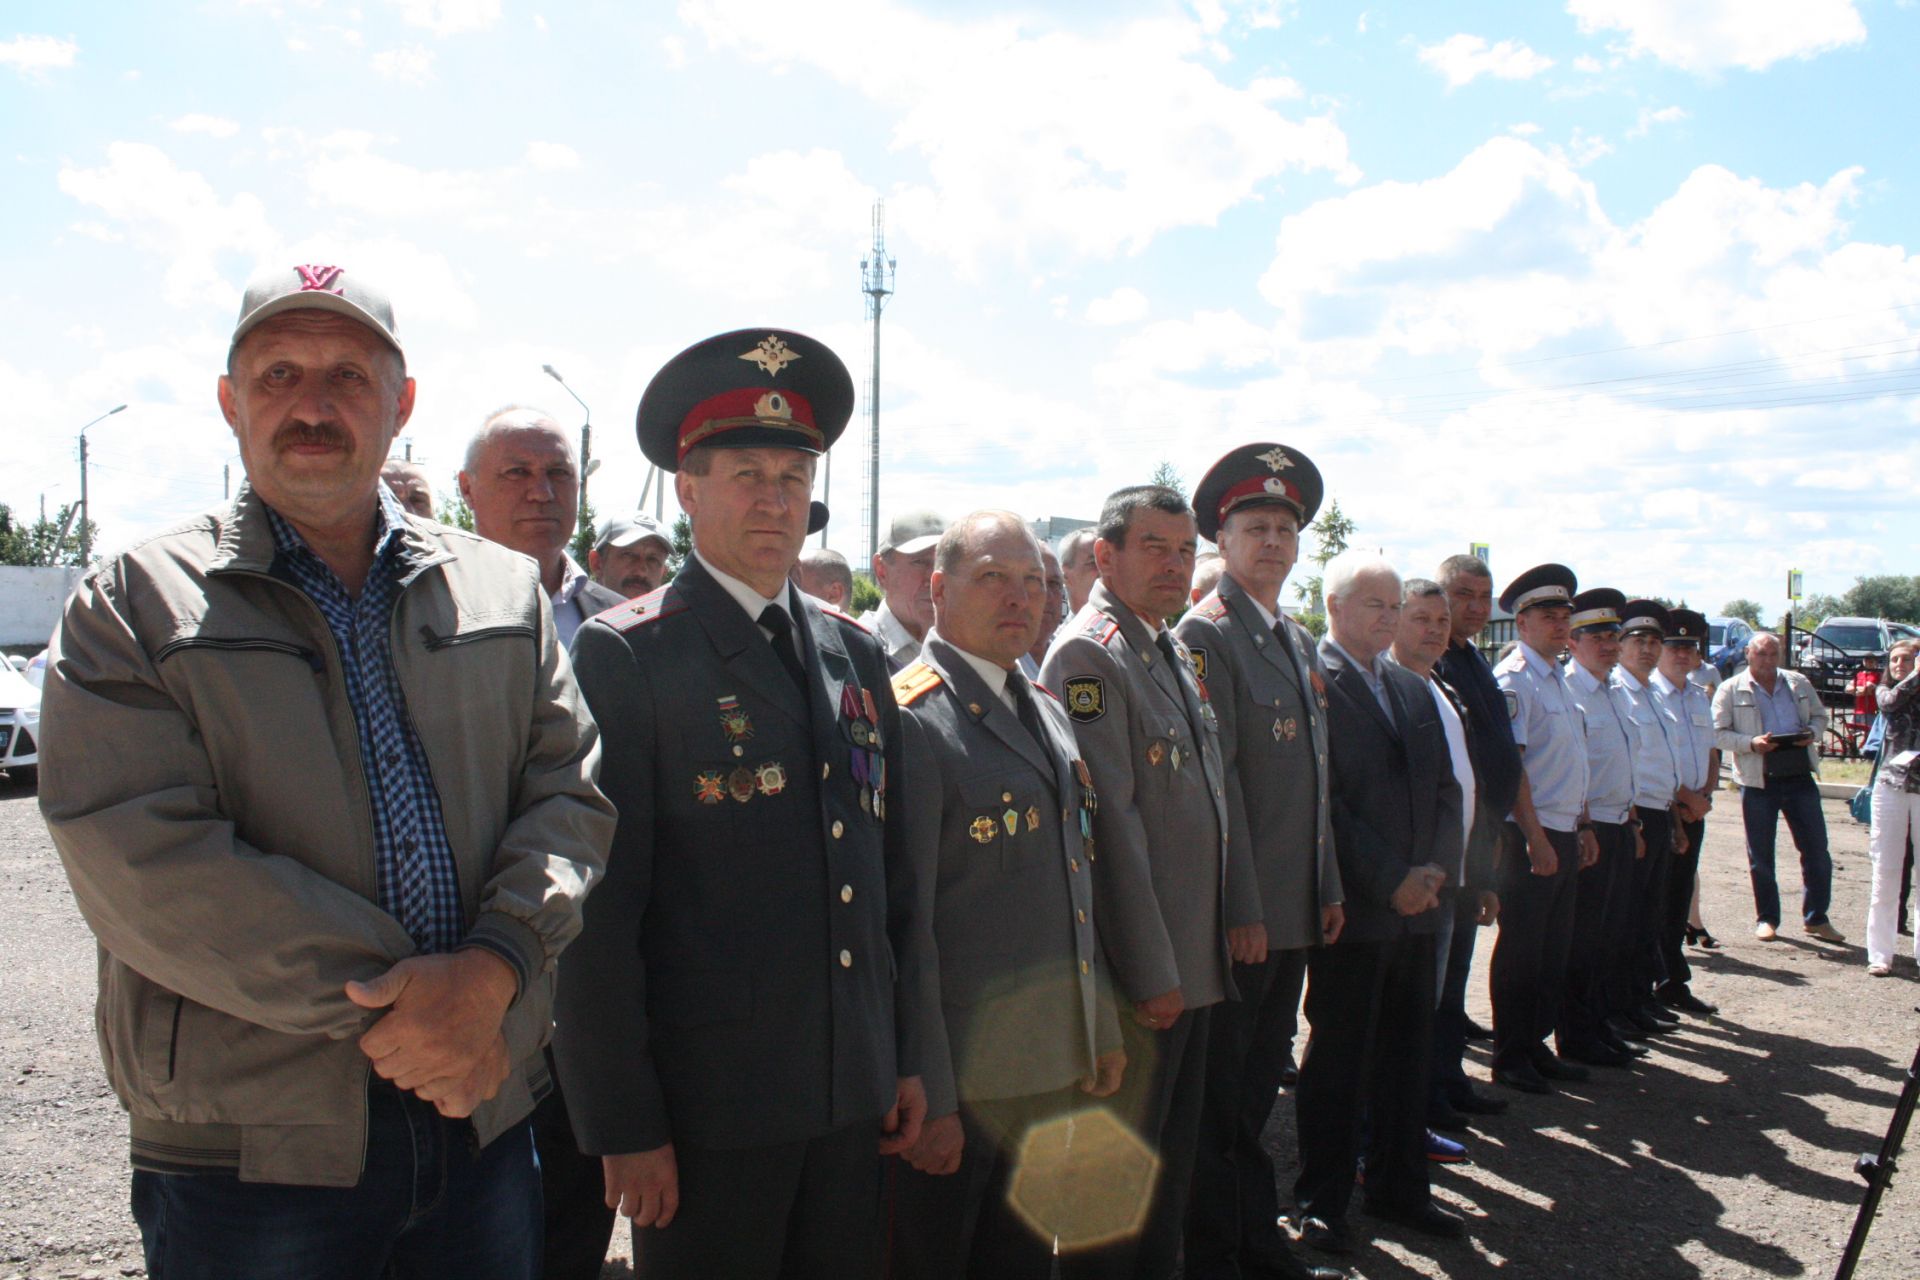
[1495,640,1590,832]
[1613,666,1682,811]
[1651,668,1713,792]
[1565,660,1638,825]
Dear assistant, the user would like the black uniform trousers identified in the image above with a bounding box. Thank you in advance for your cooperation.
[632,1122,881,1280]
[530,1058,616,1280]
[890,1086,1106,1280]
[1078,1005,1211,1280]
[1659,815,1707,996]
[1623,807,1675,1011]
[1292,933,1436,1225]
[1187,949,1311,1280]
[1490,825,1580,1072]
[1559,821,1635,1052]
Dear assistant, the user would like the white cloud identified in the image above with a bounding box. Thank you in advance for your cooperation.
[1568,0,1866,72]
[389,0,502,37]
[169,113,241,138]
[1572,53,1603,73]
[1509,121,1542,136]
[1627,105,1688,139]
[1085,287,1149,326]
[1417,34,1555,88]
[0,33,78,78]
[680,0,1357,265]
[524,141,581,171]
[371,45,435,83]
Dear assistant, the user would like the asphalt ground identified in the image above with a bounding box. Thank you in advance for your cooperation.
[3,773,1917,1279]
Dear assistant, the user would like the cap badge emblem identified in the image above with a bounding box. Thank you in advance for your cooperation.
[1256,447,1294,473]
[753,391,792,419]
[741,334,802,376]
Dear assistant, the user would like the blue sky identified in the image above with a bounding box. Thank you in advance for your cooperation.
[5,0,1916,616]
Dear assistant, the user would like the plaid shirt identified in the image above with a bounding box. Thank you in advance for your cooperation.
[266,489,464,954]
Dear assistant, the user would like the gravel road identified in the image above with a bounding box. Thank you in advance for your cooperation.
[3,772,1917,1279]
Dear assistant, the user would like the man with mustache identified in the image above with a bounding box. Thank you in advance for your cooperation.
[590,514,674,600]
[460,407,623,647]
[38,264,613,1278]
[1040,484,1244,1280]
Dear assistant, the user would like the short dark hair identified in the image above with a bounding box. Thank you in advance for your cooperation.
[1437,554,1492,586]
[1097,485,1190,548]
[1403,577,1445,603]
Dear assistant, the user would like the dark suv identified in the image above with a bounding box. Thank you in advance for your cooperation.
[1794,617,1907,711]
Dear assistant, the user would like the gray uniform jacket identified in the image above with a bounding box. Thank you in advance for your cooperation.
[1040,580,1238,1010]
[1175,574,1342,950]
[893,634,1118,1118]
[555,556,923,1155]
[1318,639,1464,943]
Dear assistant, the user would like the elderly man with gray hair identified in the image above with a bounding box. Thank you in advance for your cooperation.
[459,406,622,648]
[1294,552,1464,1253]
[795,546,855,610]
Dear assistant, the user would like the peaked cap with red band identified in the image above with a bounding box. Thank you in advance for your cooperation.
[1191,442,1325,542]
[637,328,854,472]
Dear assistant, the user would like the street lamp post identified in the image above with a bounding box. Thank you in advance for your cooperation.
[542,365,597,546]
[77,403,128,565]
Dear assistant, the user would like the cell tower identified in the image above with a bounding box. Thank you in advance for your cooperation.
[859,201,896,564]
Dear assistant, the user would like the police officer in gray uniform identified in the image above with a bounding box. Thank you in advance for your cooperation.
[1557,588,1646,1068]
[1040,484,1245,1280]
[1489,564,1598,1095]
[1177,446,1345,1280]
[887,511,1125,1280]
[556,329,927,1280]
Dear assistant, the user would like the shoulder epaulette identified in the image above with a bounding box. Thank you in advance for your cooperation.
[820,604,872,635]
[1079,613,1121,644]
[599,586,684,633]
[891,661,944,706]
[1192,598,1228,622]
[1032,682,1062,703]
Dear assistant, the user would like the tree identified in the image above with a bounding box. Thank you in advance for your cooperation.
[851,571,882,614]
[1840,575,1920,623]
[666,513,693,579]
[571,496,598,564]
[1798,593,1844,627]
[0,501,96,568]
[1293,498,1355,611]
[434,492,475,532]
[1721,599,1763,627]
[1149,461,1185,499]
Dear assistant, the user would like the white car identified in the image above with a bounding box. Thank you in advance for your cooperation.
[23,648,47,690]
[0,664,41,783]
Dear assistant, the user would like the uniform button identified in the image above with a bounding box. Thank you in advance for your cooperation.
[1080,960,1090,974]
[832,820,845,839]
[822,763,831,779]
[1002,791,1013,803]
[1077,909,1087,923]
[839,949,853,968]
[1070,859,1080,872]
[840,884,854,904]
[733,745,744,757]
[1062,809,1070,822]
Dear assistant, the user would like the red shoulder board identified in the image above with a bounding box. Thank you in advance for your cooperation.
[599,586,684,633]
[820,604,872,635]
[1032,682,1062,703]
[1193,598,1228,621]
[1079,613,1120,644]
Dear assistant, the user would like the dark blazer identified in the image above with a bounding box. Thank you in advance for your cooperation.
[1316,637,1464,944]
[575,576,627,619]
[1039,581,1240,1009]
[1174,574,1342,951]
[554,555,923,1155]
[893,634,1117,1118]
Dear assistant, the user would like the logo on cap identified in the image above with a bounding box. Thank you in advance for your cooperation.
[740,335,802,376]
[294,264,346,296]
[1257,447,1295,473]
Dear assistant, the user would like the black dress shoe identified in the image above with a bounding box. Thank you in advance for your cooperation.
[1245,1255,1350,1280]
[1280,1059,1300,1089]
[1602,1031,1649,1058]
[1429,1105,1472,1134]
[1560,1041,1633,1069]
[1464,1017,1493,1041]
[1450,1088,1510,1116]
[1658,986,1718,1017]
[1606,1014,1650,1041]
[1297,1215,1353,1255]
[1364,1198,1466,1240]
[1629,1006,1676,1034]
[1493,1062,1552,1094]
[1529,1053,1591,1082]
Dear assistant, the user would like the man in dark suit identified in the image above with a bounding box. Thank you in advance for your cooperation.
[887,511,1125,1279]
[1040,485,1246,1280]
[1177,445,1346,1280]
[1294,552,1465,1254]
[555,329,927,1280]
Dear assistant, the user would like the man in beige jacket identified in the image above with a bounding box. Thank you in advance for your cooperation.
[38,264,613,1279]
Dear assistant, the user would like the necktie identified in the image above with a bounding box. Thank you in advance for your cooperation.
[1007,670,1049,752]
[1154,630,1181,673]
[758,605,808,693]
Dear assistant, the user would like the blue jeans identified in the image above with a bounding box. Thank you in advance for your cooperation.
[132,1079,541,1280]
[1741,773,1833,927]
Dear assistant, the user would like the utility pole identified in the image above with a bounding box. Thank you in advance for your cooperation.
[859,201,897,565]
[543,365,597,543]
[76,403,127,566]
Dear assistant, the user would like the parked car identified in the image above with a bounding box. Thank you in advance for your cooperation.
[1795,616,1906,711]
[1705,616,1755,679]
[0,664,40,784]
[23,648,46,690]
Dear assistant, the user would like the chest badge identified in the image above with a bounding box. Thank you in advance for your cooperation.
[1273,716,1298,742]
[717,695,754,743]
[1147,741,1166,768]
[695,771,726,805]
[728,766,757,803]
[970,816,998,844]
[1003,808,1020,836]
[755,762,787,796]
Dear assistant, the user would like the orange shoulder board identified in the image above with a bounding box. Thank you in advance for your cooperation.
[891,661,944,707]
